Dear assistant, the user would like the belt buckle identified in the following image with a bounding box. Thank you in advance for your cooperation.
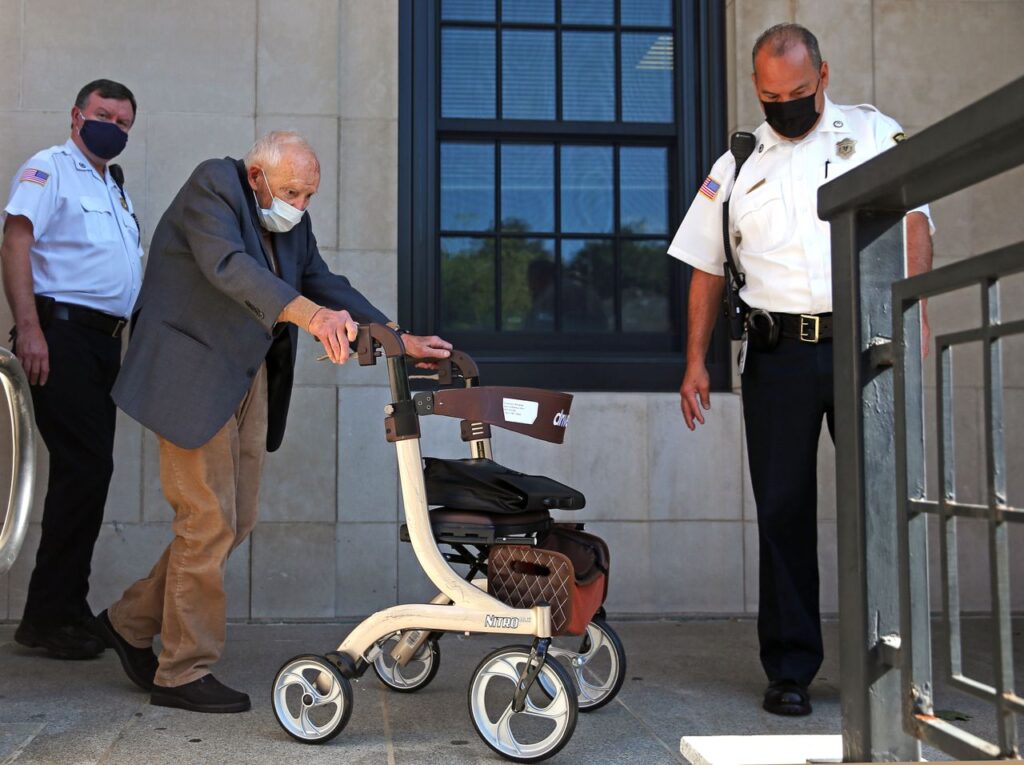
[112,318,127,337]
[799,314,820,343]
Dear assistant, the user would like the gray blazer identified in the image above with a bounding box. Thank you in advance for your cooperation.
[112,158,388,451]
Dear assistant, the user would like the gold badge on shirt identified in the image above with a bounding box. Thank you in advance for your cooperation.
[119,195,129,211]
[835,138,857,160]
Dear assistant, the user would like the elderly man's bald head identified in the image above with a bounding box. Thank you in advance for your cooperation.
[245,131,318,172]
[245,131,320,213]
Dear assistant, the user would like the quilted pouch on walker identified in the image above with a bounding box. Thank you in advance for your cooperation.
[487,525,609,636]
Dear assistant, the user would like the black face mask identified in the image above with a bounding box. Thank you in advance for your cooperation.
[79,119,129,160]
[761,85,821,139]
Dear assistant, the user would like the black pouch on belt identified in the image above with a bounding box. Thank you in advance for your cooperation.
[33,295,56,329]
[747,308,780,352]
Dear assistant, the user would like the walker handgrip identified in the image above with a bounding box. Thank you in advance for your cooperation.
[355,323,406,365]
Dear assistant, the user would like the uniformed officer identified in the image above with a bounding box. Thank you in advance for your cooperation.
[1,79,142,659]
[668,24,933,716]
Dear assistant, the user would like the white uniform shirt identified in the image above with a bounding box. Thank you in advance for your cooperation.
[668,97,933,315]
[4,139,143,317]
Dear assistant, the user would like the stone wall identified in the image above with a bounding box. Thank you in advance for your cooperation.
[1,0,1022,622]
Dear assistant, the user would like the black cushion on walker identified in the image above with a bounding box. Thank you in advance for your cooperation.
[423,458,585,513]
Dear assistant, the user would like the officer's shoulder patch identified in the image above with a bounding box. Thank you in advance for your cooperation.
[892,131,907,143]
[698,175,721,201]
[18,168,49,187]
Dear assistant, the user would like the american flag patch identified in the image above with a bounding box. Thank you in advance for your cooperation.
[19,168,49,187]
[698,176,720,201]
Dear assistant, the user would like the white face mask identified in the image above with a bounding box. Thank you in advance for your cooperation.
[254,169,304,233]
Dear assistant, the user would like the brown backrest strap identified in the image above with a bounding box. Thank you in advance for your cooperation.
[432,386,573,444]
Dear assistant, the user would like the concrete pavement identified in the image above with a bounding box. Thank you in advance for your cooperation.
[0,618,1013,764]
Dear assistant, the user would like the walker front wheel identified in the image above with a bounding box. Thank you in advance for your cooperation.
[272,654,353,744]
[468,645,578,763]
[549,619,626,711]
[372,632,441,693]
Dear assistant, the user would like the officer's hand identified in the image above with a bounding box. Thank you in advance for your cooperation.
[15,324,49,386]
[309,308,358,364]
[402,334,453,368]
[679,363,711,431]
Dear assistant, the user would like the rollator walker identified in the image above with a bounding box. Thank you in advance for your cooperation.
[271,324,625,763]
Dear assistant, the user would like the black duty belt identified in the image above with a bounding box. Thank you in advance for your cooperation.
[777,312,833,343]
[51,303,128,338]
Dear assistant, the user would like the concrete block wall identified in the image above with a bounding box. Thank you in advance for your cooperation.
[1,1,1022,623]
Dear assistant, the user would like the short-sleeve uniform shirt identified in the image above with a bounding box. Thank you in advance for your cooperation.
[4,139,143,317]
[668,97,933,315]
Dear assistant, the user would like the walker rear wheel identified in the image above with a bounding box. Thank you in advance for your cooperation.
[372,632,441,693]
[272,654,353,744]
[468,645,578,763]
[549,619,626,711]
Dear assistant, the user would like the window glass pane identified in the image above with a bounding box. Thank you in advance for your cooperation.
[620,146,668,234]
[502,238,556,331]
[442,28,496,118]
[441,237,495,330]
[562,32,615,121]
[622,240,671,332]
[442,0,495,21]
[502,144,554,232]
[561,0,613,25]
[621,33,674,122]
[502,0,554,23]
[560,146,613,233]
[502,30,555,119]
[561,239,614,332]
[441,142,494,232]
[620,0,672,26]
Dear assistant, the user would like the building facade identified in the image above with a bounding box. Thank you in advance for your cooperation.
[1,0,1022,622]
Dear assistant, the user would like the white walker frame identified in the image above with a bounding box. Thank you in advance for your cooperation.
[330,327,552,671]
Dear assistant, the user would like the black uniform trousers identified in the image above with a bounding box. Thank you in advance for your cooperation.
[17,318,120,629]
[741,335,834,688]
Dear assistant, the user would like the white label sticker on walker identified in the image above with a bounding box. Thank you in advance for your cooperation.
[502,398,538,425]
[485,614,520,629]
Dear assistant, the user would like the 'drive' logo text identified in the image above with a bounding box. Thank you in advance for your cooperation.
[552,410,570,428]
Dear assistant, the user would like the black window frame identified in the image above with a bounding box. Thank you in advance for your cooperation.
[398,0,730,391]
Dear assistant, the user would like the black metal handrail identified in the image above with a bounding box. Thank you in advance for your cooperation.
[819,74,1024,762]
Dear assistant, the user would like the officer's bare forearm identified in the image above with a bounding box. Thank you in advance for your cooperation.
[0,216,42,329]
[906,211,932,278]
[686,269,725,366]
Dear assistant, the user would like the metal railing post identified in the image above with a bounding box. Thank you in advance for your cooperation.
[0,346,36,575]
[832,209,921,762]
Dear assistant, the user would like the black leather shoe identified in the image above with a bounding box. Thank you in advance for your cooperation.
[151,674,251,713]
[763,680,812,716]
[13,620,104,660]
[96,610,159,692]
[80,613,114,647]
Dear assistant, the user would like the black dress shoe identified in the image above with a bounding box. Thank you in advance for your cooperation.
[80,613,114,648]
[763,680,812,716]
[151,674,251,714]
[95,610,159,692]
[13,620,105,660]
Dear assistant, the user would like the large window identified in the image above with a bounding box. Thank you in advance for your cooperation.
[399,0,728,389]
